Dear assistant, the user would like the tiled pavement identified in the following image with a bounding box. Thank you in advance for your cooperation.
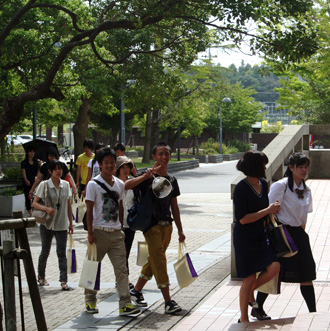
[2,179,330,331]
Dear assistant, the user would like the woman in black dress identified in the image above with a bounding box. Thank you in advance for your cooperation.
[234,150,280,323]
[21,146,39,216]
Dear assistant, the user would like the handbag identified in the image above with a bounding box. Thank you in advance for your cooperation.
[267,214,298,258]
[136,241,149,266]
[32,181,52,224]
[173,242,198,289]
[67,233,77,273]
[127,185,153,232]
[256,271,281,295]
[78,244,101,291]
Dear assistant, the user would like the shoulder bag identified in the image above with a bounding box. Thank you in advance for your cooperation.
[32,181,53,224]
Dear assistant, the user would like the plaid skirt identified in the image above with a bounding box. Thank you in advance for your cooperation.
[279,225,316,283]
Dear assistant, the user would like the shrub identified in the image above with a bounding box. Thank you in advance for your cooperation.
[1,167,22,181]
[0,188,24,196]
[200,138,220,155]
[224,147,239,154]
[228,140,251,152]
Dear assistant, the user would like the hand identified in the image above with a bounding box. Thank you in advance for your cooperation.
[88,232,97,245]
[268,201,281,214]
[178,231,186,243]
[72,187,77,195]
[46,207,56,216]
[68,223,73,234]
[82,190,86,196]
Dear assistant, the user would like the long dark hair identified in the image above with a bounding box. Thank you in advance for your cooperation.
[284,152,310,192]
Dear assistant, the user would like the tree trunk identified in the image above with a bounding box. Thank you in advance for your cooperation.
[149,110,160,158]
[73,97,92,160]
[46,127,52,141]
[142,110,153,163]
[58,125,64,145]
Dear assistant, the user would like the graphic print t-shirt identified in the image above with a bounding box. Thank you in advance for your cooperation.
[85,174,124,230]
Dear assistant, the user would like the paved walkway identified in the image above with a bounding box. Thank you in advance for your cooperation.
[1,178,330,331]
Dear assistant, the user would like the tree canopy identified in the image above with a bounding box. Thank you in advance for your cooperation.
[0,0,318,142]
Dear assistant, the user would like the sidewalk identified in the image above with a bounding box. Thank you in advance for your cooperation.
[173,179,330,331]
[2,179,329,331]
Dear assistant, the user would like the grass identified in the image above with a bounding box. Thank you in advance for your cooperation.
[131,157,194,169]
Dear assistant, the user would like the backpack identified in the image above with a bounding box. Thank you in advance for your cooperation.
[127,184,153,232]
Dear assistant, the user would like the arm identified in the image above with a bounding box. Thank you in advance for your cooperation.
[22,168,30,187]
[32,194,55,216]
[86,200,96,245]
[66,172,77,195]
[67,199,73,234]
[171,197,185,243]
[125,170,153,190]
[119,200,124,227]
[76,165,81,185]
[82,167,92,196]
[29,170,44,195]
[238,202,280,225]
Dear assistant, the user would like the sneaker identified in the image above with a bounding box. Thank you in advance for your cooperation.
[119,303,141,316]
[165,300,182,314]
[129,282,135,290]
[130,288,148,307]
[85,303,99,314]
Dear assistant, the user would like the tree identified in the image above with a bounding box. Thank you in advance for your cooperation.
[0,0,318,142]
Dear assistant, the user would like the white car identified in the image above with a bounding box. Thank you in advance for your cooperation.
[16,134,33,144]
[6,135,20,145]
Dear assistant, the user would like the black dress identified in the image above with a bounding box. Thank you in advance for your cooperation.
[233,178,277,278]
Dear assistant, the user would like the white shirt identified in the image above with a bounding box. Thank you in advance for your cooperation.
[85,174,124,229]
[87,158,101,179]
[268,177,313,226]
[123,189,134,228]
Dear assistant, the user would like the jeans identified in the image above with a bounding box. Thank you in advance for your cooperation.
[38,225,68,282]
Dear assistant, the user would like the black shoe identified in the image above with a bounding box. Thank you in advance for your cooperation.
[130,289,148,307]
[251,307,271,320]
[129,282,134,290]
[238,318,241,323]
[165,300,182,314]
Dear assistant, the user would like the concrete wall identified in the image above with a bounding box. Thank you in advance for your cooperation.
[309,150,330,179]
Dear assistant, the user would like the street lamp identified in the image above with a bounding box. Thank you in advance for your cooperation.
[220,95,231,154]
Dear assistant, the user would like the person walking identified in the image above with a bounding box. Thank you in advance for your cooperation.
[125,142,185,314]
[84,147,140,316]
[114,142,137,176]
[32,160,73,290]
[233,150,280,323]
[255,152,316,316]
[76,138,94,196]
[21,146,40,216]
[115,155,135,289]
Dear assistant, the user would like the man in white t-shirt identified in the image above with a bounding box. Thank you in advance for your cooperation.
[84,147,140,316]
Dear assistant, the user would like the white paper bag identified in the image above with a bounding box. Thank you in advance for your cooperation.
[78,244,101,290]
[136,241,149,266]
[67,233,77,273]
[72,196,86,223]
[174,242,198,289]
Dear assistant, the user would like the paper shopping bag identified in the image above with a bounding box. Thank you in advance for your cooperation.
[256,269,281,295]
[72,196,86,223]
[78,244,101,290]
[174,242,198,289]
[136,241,149,266]
[67,233,77,273]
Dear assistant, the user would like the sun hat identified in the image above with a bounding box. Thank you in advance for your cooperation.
[116,156,133,170]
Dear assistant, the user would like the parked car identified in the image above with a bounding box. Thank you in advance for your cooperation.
[16,135,33,144]
[6,135,20,145]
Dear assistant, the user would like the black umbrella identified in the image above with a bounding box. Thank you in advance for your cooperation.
[23,138,59,162]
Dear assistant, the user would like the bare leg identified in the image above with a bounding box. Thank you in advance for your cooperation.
[252,262,280,292]
[134,277,148,292]
[240,274,256,322]
[160,286,171,302]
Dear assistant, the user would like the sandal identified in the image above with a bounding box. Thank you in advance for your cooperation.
[61,282,70,291]
[38,277,49,286]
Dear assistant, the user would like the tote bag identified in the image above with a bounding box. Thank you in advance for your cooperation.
[72,196,86,223]
[67,233,77,274]
[174,242,198,289]
[32,181,53,224]
[256,271,281,295]
[136,241,149,266]
[78,244,101,291]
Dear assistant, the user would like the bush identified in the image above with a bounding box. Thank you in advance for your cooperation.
[200,138,220,155]
[0,188,24,196]
[228,140,251,152]
[224,147,239,154]
[1,167,22,181]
